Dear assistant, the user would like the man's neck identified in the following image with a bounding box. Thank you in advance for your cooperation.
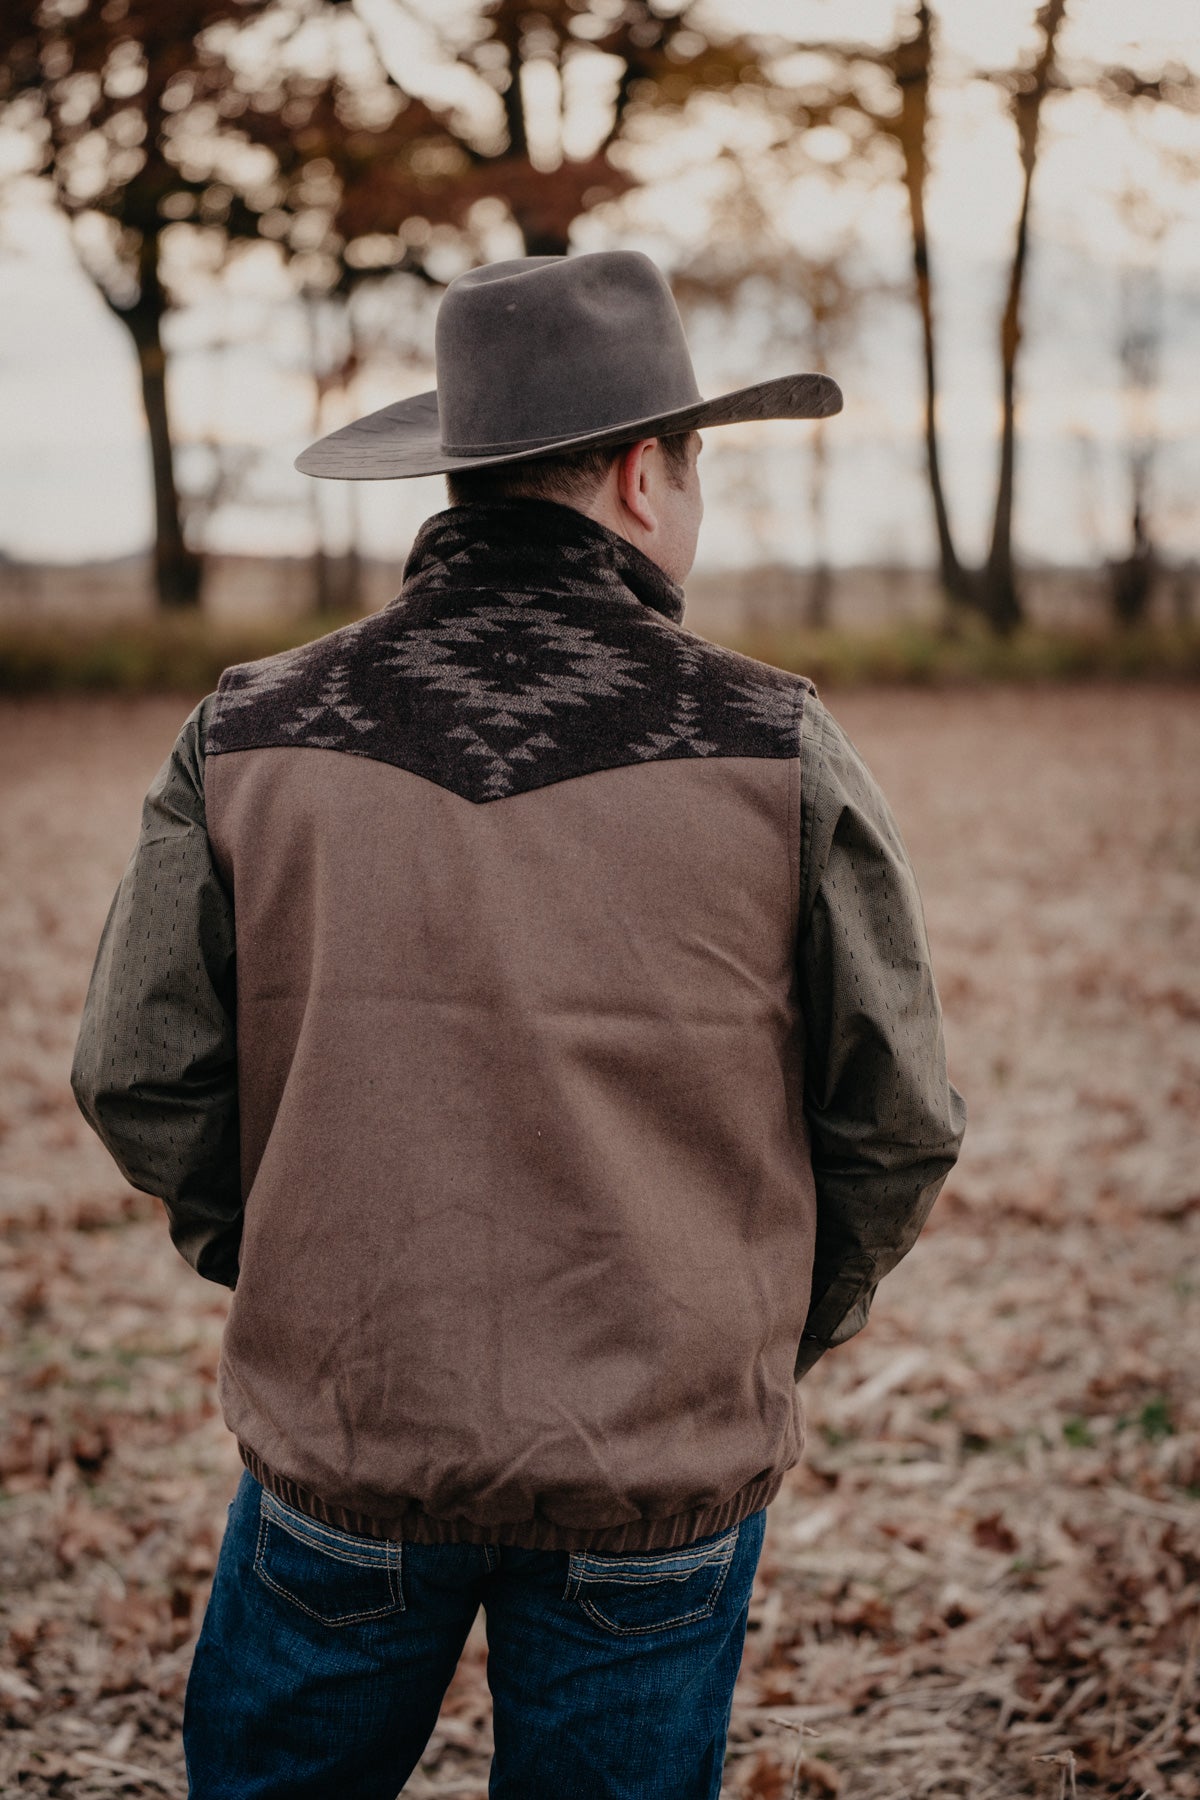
[398,498,686,625]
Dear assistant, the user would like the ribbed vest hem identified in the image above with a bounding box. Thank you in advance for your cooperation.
[238,1443,786,1552]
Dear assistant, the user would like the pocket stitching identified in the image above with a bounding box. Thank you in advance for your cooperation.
[259,1491,396,1568]
[574,1531,738,1573]
[565,1532,739,1636]
[576,1596,710,1636]
[253,1504,405,1626]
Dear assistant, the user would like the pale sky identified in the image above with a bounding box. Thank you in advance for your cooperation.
[1,0,1198,572]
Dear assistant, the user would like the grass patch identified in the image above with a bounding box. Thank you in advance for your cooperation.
[1,612,1199,694]
[731,620,1200,687]
[1138,1397,1176,1442]
[0,612,361,696]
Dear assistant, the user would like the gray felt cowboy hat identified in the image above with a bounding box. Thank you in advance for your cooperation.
[296,250,843,480]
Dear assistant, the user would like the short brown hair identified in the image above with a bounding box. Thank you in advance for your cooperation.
[446,432,695,509]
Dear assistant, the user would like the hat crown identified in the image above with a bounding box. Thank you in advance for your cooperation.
[435,252,704,456]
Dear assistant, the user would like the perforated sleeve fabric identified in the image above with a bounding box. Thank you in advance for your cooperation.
[793,696,966,1377]
[71,694,241,1288]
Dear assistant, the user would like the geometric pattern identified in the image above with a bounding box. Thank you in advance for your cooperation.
[205,498,812,803]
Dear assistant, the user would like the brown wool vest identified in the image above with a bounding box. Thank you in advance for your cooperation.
[202,502,819,1552]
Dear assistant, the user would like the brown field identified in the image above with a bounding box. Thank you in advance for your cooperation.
[1,688,1198,1799]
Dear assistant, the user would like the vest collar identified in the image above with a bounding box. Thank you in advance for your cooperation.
[397,499,686,626]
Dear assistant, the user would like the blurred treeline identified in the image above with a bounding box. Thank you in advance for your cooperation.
[1,0,1198,639]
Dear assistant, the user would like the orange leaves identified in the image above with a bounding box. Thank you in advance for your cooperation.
[974,1512,1020,1555]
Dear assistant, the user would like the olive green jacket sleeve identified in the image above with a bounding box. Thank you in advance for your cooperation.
[792,695,966,1377]
[70,694,242,1288]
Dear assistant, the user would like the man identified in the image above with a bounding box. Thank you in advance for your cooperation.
[72,251,965,1799]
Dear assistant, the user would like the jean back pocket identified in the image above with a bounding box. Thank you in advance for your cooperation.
[564,1523,740,1636]
[254,1489,405,1627]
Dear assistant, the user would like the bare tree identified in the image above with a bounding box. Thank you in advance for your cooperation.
[225,0,783,609]
[0,0,409,607]
[758,6,970,610]
[981,0,1068,634]
[1090,76,1200,628]
[812,2,1067,632]
[1,0,782,608]
[881,4,967,608]
[345,0,777,259]
[804,1,1184,636]
[1107,215,1164,628]
[0,1,281,605]
[680,234,867,629]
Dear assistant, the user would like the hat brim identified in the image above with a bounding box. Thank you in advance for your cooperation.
[295,372,843,480]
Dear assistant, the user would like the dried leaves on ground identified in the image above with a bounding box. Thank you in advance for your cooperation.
[1,689,1197,1798]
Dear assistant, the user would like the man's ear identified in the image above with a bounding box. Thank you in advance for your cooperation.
[615,439,658,533]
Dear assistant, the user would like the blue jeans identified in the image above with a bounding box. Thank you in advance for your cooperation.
[184,1472,765,1799]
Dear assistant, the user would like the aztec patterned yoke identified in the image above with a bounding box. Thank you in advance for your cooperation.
[204,499,810,802]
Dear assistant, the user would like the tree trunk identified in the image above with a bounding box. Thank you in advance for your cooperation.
[1109,499,1156,628]
[122,242,201,609]
[492,12,570,256]
[303,299,368,617]
[1109,266,1162,629]
[310,537,336,615]
[980,150,1033,637]
[306,297,336,616]
[341,481,363,615]
[894,4,970,609]
[805,421,834,628]
[982,0,1068,636]
[914,230,972,611]
[514,218,570,256]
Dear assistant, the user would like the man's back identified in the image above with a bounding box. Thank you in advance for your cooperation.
[203,499,817,1549]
